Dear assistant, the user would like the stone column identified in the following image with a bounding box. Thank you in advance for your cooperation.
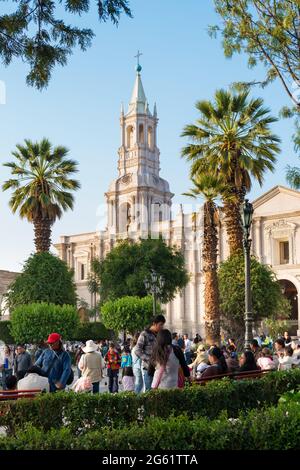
[254,218,262,261]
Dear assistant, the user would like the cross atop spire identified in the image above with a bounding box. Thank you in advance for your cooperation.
[134,50,143,72]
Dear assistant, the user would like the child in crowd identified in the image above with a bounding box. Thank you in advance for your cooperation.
[121,345,132,368]
[257,348,276,370]
[104,342,121,393]
[122,366,135,391]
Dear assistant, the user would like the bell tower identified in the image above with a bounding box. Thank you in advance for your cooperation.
[105,55,173,239]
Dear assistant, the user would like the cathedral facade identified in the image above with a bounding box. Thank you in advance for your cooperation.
[55,67,300,337]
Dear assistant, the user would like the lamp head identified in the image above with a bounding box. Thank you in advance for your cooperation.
[241,199,254,230]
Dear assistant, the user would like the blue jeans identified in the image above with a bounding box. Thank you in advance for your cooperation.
[184,351,192,365]
[107,369,119,393]
[92,382,99,394]
[142,369,153,392]
[133,367,143,393]
[1,369,12,390]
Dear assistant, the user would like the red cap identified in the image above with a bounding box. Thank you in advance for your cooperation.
[46,333,61,344]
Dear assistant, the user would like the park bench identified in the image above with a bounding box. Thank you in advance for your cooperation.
[0,389,42,401]
[193,368,273,385]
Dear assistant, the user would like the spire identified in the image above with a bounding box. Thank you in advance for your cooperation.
[128,69,147,115]
[127,50,149,115]
[153,102,157,117]
[120,102,124,115]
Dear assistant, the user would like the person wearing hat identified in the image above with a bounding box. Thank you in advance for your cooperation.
[78,340,105,393]
[188,345,209,377]
[35,333,72,392]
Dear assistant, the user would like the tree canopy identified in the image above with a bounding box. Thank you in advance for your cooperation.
[88,238,189,304]
[0,0,132,89]
[211,0,300,111]
[101,296,158,335]
[6,252,77,311]
[218,251,291,339]
[2,138,80,252]
[181,88,280,254]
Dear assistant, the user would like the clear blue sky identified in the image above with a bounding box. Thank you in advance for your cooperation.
[0,0,297,272]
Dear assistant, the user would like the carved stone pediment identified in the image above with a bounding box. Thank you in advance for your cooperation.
[264,219,297,235]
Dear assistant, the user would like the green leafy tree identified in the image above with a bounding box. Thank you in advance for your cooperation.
[101,296,160,335]
[3,138,80,252]
[0,321,14,344]
[10,302,79,343]
[211,0,300,110]
[6,252,77,311]
[0,1,132,89]
[263,318,290,340]
[182,88,280,254]
[218,251,291,340]
[88,238,189,304]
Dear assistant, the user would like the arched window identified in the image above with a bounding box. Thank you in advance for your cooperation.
[139,124,144,144]
[148,126,153,149]
[127,126,134,148]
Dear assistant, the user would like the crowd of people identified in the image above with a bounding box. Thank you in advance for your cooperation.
[1,320,300,394]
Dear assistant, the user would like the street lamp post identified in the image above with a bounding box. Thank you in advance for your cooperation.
[241,199,254,350]
[144,270,165,316]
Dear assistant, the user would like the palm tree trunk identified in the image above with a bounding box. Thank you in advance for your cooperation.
[33,217,52,252]
[203,201,220,346]
[222,196,243,255]
[222,158,247,256]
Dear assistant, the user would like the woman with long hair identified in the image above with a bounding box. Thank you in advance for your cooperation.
[201,346,228,379]
[148,329,190,390]
[239,350,259,372]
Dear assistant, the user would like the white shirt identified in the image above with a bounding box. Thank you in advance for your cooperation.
[17,373,50,392]
[184,339,192,353]
[278,355,296,370]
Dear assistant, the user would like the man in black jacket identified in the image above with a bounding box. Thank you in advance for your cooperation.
[14,344,32,380]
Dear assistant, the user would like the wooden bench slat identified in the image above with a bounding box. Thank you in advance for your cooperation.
[0,389,42,401]
[192,369,272,384]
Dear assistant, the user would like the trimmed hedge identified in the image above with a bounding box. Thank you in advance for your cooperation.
[10,302,79,343]
[70,322,112,342]
[0,321,14,344]
[1,369,299,436]
[1,402,300,450]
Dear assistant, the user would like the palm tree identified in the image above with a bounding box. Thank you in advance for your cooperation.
[286,128,300,189]
[3,138,80,252]
[184,174,226,346]
[182,89,281,255]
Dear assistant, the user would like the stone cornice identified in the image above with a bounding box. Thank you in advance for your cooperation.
[253,185,300,209]
[254,211,300,221]
[105,186,174,198]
